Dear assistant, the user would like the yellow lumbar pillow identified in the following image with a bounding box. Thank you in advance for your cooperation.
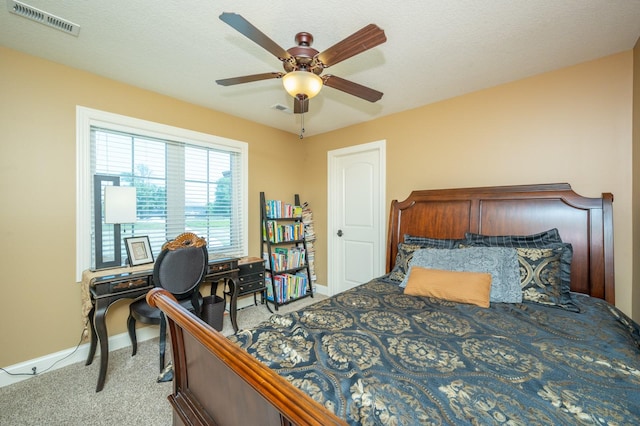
[403,266,492,308]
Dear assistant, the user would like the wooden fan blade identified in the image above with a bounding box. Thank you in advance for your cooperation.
[322,75,383,102]
[219,13,292,61]
[293,96,309,114]
[216,72,283,86]
[315,24,386,68]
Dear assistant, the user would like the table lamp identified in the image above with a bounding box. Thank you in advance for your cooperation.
[103,185,137,267]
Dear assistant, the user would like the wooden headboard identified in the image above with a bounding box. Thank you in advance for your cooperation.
[386,183,614,303]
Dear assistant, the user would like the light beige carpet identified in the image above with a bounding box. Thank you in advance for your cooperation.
[0,295,324,426]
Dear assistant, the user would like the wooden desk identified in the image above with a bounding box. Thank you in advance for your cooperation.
[84,256,239,392]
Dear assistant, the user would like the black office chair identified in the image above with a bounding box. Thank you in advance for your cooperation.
[127,232,208,376]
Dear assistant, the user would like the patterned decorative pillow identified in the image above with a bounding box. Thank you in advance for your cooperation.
[516,245,579,312]
[388,243,423,282]
[464,228,563,248]
[400,247,522,304]
[463,230,577,311]
[403,235,466,249]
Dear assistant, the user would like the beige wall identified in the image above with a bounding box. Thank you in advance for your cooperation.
[633,38,640,320]
[0,45,636,368]
[304,51,635,320]
[0,47,300,366]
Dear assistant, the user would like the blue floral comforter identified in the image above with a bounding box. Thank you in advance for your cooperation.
[229,278,640,425]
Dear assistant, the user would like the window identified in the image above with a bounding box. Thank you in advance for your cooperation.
[76,107,248,281]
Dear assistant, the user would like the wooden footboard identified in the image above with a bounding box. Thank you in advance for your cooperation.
[146,288,347,426]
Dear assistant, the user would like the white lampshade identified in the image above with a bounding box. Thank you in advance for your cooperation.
[282,71,323,99]
[104,186,137,224]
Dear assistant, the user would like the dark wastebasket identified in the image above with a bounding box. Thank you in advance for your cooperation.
[200,295,225,331]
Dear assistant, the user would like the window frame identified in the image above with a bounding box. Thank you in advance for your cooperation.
[76,106,248,281]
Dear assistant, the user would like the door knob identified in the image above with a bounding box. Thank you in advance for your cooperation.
[337,229,343,237]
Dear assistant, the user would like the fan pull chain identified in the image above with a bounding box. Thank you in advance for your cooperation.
[297,96,305,139]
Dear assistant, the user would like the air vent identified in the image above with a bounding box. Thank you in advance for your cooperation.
[271,104,292,114]
[7,0,80,36]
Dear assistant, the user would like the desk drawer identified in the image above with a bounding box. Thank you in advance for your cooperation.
[93,276,151,296]
[238,271,264,284]
[238,260,265,275]
[208,259,239,275]
[238,279,265,295]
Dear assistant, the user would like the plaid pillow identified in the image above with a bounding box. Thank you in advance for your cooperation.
[464,228,562,248]
[403,235,466,249]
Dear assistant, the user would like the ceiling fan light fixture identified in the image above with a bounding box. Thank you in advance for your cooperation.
[282,71,323,99]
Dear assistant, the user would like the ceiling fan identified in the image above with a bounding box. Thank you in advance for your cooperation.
[215,12,387,115]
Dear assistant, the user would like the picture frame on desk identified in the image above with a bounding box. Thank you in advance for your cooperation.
[124,236,154,266]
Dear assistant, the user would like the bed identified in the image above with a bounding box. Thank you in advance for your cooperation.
[147,183,640,425]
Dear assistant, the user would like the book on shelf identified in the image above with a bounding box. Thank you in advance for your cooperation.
[262,221,305,243]
[301,201,317,284]
[266,199,303,219]
[265,271,309,304]
[264,247,306,272]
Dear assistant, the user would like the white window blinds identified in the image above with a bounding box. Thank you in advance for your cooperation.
[76,106,248,278]
[91,126,245,265]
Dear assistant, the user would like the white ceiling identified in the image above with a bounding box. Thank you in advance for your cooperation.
[2,0,640,137]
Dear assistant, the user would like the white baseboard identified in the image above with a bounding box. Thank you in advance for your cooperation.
[1,287,329,389]
[0,326,158,389]
[314,283,328,296]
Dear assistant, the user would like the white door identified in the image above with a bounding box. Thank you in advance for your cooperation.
[327,140,385,295]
